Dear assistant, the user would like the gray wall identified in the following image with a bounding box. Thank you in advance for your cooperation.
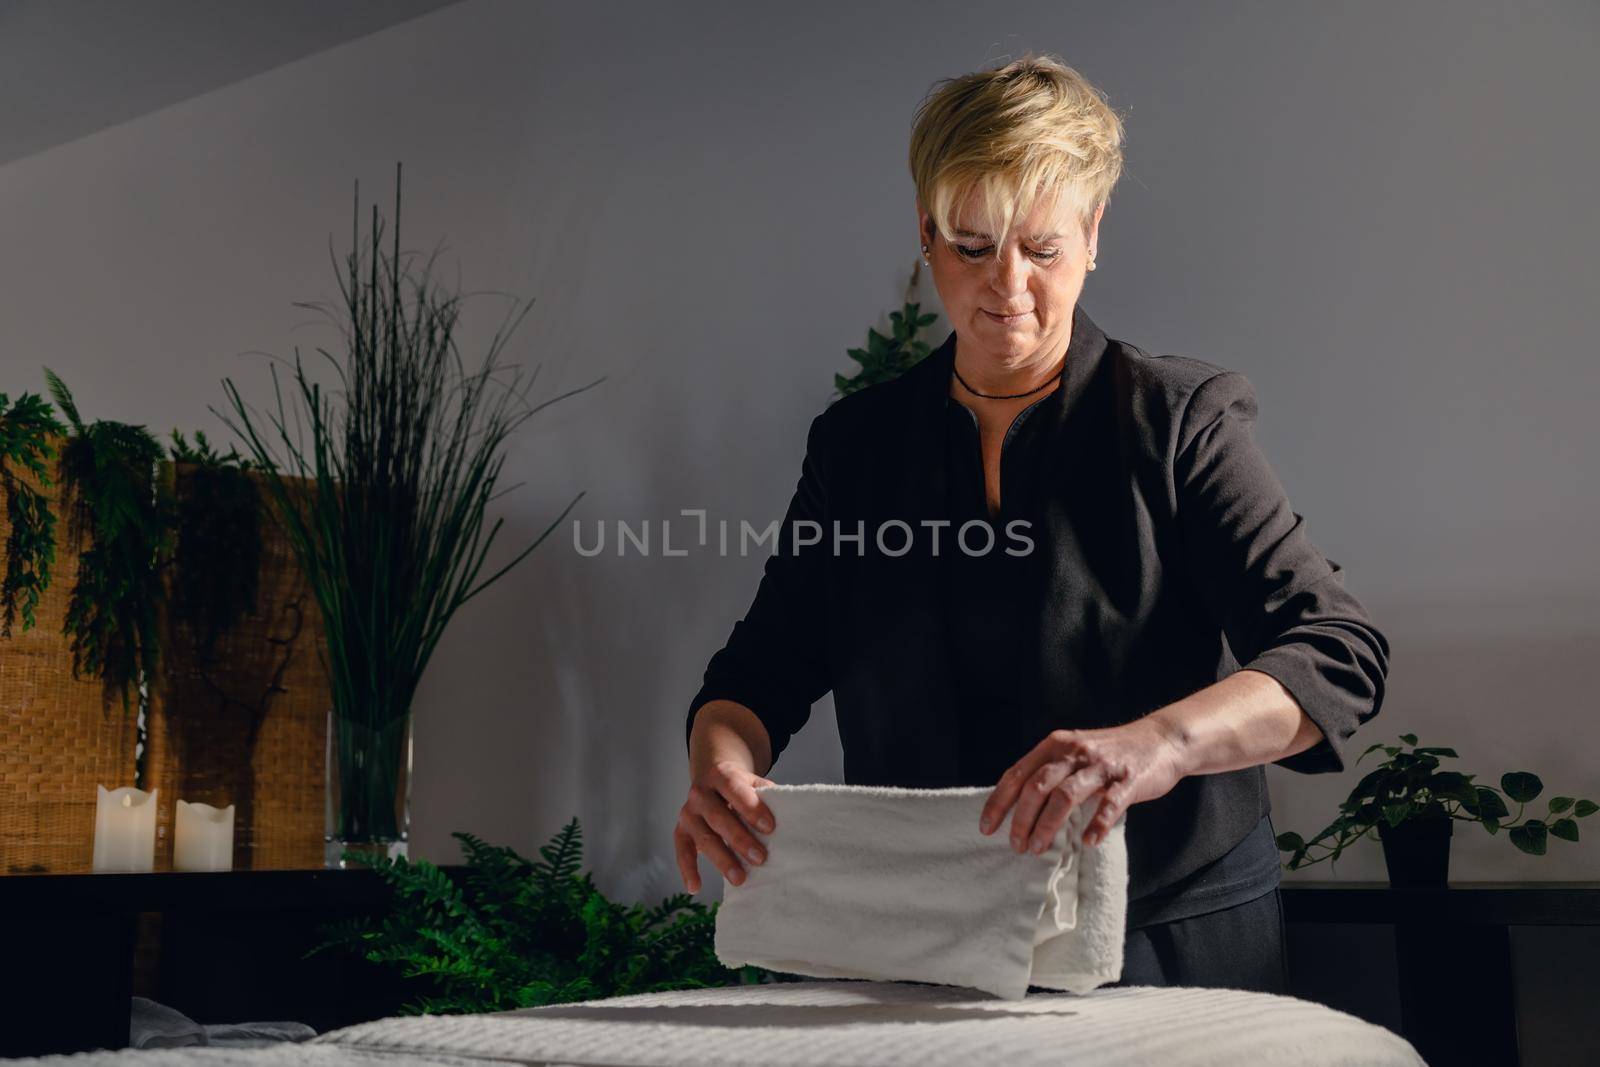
[2,3,1595,1050]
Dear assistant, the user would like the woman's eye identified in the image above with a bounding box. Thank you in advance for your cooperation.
[952,244,1060,262]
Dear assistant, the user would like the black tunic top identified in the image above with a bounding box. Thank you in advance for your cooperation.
[685,304,1389,906]
[942,382,1280,926]
[941,388,1047,789]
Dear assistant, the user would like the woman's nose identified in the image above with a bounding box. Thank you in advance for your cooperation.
[988,248,1029,296]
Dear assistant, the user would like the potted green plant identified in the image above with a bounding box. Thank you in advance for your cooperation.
[218,163,602,866]
[1275,733,1598,887]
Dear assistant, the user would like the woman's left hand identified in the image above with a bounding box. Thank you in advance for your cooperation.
[980,718,1190,851]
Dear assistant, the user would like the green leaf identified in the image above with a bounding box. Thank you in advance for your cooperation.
[1275,832,1305,853]
[1548,796,1575,814]
[42,367,82,433]
[1399,733,1418,746]
[1382,803,1413,827]
[1509,820,1548,855]
[1550,818,1579,843]
[1428,772,1479,807]
[1483,820,1500,836]
[1348,766,1392,804]
[1412,747,1459,758]
[1502,772,1543,803]
[1575,800,1599,818]
[1475,788,1510,820]
[835,293,940,395]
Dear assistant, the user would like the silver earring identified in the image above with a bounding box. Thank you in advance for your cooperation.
[921,243,930,264]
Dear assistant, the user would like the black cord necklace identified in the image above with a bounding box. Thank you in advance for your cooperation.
[952,359,1064,400]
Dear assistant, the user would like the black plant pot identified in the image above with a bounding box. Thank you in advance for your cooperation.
[1378,812,1453,887]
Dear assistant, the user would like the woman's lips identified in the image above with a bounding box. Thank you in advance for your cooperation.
[982,308,1032,324]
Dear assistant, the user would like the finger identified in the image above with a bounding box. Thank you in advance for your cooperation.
[727,775,777,834]
[1085,770,1135,846]
[1029,787,1077,854]
[1009,759,1077,851]
[673,826,702,893]
[981,733,1079,834]
[688,818,749,886]
[692,787,767,868]
[1029,763,1110,853]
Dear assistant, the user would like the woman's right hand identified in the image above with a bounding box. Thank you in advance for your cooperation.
[675,760,777,893]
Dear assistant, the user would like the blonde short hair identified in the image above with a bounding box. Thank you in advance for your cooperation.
[908,54,1125,243]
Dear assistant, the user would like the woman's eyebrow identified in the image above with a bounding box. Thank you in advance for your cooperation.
[949,229,1063,241]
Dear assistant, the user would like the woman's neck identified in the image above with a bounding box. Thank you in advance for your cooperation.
[951,333,1070,399]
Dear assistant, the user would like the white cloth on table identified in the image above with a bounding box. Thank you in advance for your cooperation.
[312,979,1428,1067]
[710,782,1128,1000]
[4,982,1430,1067]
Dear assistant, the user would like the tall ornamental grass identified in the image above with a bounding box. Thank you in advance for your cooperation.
[218,164,600,843]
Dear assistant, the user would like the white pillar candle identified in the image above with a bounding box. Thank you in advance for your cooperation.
[173,800,236,872]
[92,785,158,873]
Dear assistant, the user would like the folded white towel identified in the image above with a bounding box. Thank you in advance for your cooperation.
[713,783,1127,1001]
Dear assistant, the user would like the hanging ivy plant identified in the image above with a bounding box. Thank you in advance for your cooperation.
[44,369,173,713]
[167,429,263,659]
[0,392,67,636]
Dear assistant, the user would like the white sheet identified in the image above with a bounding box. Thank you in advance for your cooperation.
[315,979,1425,1067]
[9,981,1425,1067]
[3,1043,482,1066]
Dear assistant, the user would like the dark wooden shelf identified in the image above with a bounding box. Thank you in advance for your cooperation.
[1278,880,1600,1066]
[3,865,468,916]
[2,864,470,1058]
[1281,880,1600,926]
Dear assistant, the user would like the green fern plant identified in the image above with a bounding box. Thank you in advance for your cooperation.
[0,392,66,635]
[44,368,174,713]
[167,429,262,658]
[310,817,799,1015]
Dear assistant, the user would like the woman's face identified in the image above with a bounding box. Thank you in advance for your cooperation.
[918,187,1103,375]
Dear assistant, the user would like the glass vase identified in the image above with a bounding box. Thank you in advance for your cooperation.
[324,710,412,868]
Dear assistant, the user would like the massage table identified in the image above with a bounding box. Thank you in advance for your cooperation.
[17,978,1425,1066]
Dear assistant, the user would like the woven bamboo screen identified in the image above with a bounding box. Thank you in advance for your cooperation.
[0,452,332,874]
[0,440,139,874]
[143,465,331,870]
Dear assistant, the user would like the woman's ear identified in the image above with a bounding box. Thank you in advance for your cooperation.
[1087,202,1106,250]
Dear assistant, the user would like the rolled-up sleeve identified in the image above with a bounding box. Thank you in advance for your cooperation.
[1173,371,1391,774]
[685,411,834,767]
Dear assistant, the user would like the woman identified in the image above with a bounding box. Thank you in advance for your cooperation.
[676,55,1389,993]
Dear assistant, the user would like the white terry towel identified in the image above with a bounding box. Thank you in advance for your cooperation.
[713,783,1127,1001]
